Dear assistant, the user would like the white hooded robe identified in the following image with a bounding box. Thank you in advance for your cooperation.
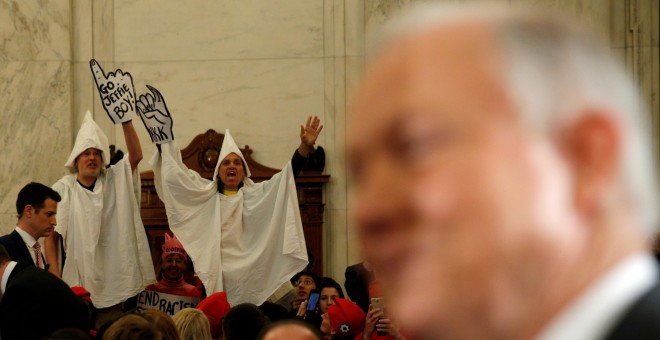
[54,112,156,308]
[150,130,308,306]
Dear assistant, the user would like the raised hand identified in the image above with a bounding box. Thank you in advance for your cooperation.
[136,85,174,144]
[90,59,136,124]
[362,304,382,339]
[300,115,323,147]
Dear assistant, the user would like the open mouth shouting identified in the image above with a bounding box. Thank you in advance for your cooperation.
[219,153,245,189]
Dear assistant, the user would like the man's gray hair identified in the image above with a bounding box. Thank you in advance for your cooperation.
[370,3,659,235]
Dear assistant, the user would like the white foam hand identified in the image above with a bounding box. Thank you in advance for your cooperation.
[90,59,137,124]
[136,85,174,144]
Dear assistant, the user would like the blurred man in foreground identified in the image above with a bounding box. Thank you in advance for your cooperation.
[349,4,659,339]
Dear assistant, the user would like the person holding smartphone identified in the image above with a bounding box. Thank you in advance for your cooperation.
[296,289,321,327]
[362,298,407,340]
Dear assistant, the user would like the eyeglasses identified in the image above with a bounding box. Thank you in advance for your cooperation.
[293,279,315,287]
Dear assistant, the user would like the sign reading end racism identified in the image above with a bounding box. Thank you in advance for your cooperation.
[136,290,201,316]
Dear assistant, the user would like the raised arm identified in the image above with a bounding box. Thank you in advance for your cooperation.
[122,121,143,171]
[44,232,61,277]
[298,115,323,158]
[90,59,142,170]
[292,116,323,177]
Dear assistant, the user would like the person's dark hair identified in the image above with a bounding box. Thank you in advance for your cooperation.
[140,308,180,340]
[291,271,320,287]
[16,182,61,218]
[257,318,322,340]
[223,303,268,340]
[305,248,316,273]
[102,314,162,340]
[258,301,289,322]
[318,278,345,299]
[0,245,11,265]
[44,328,93,340]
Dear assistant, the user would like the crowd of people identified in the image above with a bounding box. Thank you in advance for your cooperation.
[1,2,659,340]
[0,43,398,340]
[0,236,399,340]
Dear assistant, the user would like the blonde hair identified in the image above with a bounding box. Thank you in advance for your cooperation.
[172,308,212,340]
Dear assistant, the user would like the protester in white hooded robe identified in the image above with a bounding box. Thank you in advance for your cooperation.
[137,86,321,306]
[44,111,156,308]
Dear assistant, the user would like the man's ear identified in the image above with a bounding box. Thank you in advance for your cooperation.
[23,205,34,218]
[561,112,620,218]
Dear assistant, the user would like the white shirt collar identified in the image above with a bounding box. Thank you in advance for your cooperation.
[15,226,38,247]
[537,253,658,340]
[1,261,17,296]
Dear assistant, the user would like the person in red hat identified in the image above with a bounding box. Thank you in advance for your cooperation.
[196,291,231,340]
[320,298,365,339]
[146,233,202,298]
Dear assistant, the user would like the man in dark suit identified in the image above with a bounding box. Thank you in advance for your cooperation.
[0,182,61,270]
[0,245,89,339]
[348,3,660,339]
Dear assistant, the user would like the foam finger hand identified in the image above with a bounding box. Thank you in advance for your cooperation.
[138,86,174,144]
[89,59,137,124]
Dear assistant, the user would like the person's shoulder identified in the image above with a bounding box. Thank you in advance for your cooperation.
[0,230,13,240]
[6,261,39,283]
[0,233,10,247]
[0,230,20,244]
[183,282,204,298]
[53,175,76,190]
[605,282,660,339]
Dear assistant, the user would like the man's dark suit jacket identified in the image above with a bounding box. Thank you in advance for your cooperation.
[603,282,660,339]
[0,261,89,340]
[0,230,48,270]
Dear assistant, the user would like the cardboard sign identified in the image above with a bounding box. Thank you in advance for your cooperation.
[136,290,201,316]
[267,281,297,310]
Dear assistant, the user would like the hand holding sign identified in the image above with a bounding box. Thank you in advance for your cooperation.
[90,59,136,124]
[136,85,174,144]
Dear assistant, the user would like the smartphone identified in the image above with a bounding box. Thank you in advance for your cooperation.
[371,297,387,336]
[306,292,320,312]
[371,297,385,313]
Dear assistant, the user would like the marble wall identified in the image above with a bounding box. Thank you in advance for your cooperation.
[0,0,657,282]
[0,0,73,232]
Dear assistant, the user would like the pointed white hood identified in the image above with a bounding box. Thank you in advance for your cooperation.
[212,129,253,187]
[64,111,110,171]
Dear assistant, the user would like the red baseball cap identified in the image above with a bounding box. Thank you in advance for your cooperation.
[328,297,366,337]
